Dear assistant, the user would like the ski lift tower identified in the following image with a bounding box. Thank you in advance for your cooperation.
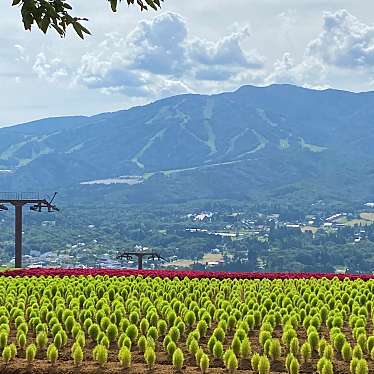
[0,192,59,268]
[116,248,167,270]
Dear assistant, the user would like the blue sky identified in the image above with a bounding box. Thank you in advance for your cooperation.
[1,0,374,126]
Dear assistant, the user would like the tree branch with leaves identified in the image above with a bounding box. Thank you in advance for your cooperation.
[12,0,163,39]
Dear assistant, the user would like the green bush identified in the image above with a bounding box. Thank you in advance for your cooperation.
[2,346,12,364]
[231,336,241,357]
[251,352,260,371]
[342,342,352,362]
[289,358,300,374]
[144,346,156,370]
[308,331,320,352]
[269,339,281,361]
[26,344,36,364]
[353,345,363,359]
[200,353,209,374]
[301,342,311,363]
[47,344,58,365]
[321,360,333,374]
[72,344,84,366]
[140,318,150,336]
[285,353,295,372]
[333,333,346,352]
[355,359,368,374]
[106,323,118,343]
[213,340,224,360]
[226,352,238,374]
[290,337,299,356]
[240,337,251,360]
[172,348,184,371]
[17,333,26,350]
[94,344,108,367]
[118,346,131,369]
[167,340,177,358]
[138,336,147,353]
[258,355,270,374]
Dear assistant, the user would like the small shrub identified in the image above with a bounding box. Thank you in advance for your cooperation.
[106,323,118,343]
[138,336,147,353]
[352,345,363,359]
[258,355,270,374]
[173,348,184,371]
[321,360,333,374]
[17,332,26,350]
[47,344,58,365]
[94,344,108,367]
[226,352,238,374]
[144,346,156,370]
[213,341,224,360]
[269,339,281,361]
[140,318,150,336]
[125,324,139,343]
[285,353,295,372]
[290,337,299,356]
[323,344,334,360]
[289,358,300,374]
[342,342,352,362]
[301,342,311,363]
[167,340,177,358]
[350,357,359,374]
[240,337,251,360]
[2,346,12,364]
[308,331,320,352]
[231,336,241,357]
[355,359,368,374]
[118,346,131,369]
[72,344,84,367]
[157,320,167,336]
[200,353,209,374]
[169,326,181,343]
[251,352,260,371]
[26,344,36,364]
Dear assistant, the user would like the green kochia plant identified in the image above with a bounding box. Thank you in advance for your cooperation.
[213,340,224,360]
[173,348,184,371]
[240,337,251,360]
[200,353,209,374]
[72,344,84,367]
[301,342,311,363]
[26,344,37,365]
[289,358,300,374]
[47,344,58,366]
[93,344,108,368]
[144,346,156,370]
[118,346,131,369]
[226,352,238,374]
[2,346,12,365]
[258,355,270,374]
[251,352,260,372]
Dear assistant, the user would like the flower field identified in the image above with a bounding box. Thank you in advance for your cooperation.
[0,271,373,374]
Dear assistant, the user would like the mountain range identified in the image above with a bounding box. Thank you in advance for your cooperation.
[2,84,374,205]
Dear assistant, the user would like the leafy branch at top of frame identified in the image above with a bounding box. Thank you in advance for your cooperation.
[12,0,164,39]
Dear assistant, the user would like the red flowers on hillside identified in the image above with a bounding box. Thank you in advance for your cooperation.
[2,268,373,280]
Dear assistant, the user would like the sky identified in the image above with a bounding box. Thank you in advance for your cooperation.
[1,0,374,127]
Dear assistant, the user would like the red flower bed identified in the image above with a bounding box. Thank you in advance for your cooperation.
[2,268,374,280]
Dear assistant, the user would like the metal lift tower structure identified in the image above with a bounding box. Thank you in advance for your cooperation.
[0,192,59,268]
[116,250,166,270]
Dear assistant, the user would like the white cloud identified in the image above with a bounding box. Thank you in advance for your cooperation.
[73,12,264,97]
[33,53,68,82]
[266,52,328,88]
[307,9,374,68]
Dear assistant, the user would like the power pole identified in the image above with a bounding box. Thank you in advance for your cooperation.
[116,250,166,270]
[0,192,59,268]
